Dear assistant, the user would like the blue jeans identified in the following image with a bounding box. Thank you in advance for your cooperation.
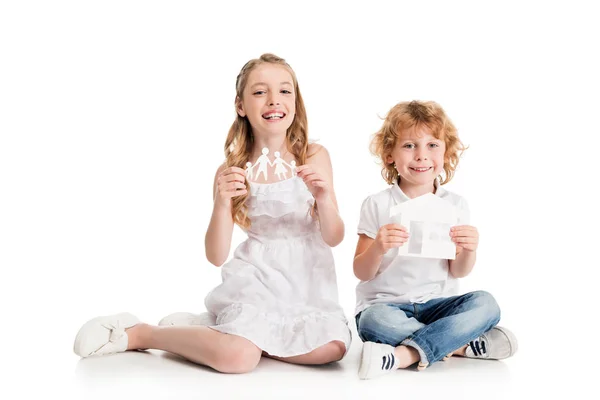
[355,291,501,367]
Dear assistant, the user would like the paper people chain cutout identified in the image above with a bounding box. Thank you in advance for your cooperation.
[245,147,297,182]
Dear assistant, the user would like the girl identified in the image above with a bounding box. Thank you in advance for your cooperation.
[353,100,517,380]
[73,54,351,372]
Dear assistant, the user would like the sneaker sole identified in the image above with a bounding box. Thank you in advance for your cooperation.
[493,326,518,358]
[73,312,139,357]
[358,342,375,380]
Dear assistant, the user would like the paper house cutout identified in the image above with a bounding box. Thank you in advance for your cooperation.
[389,193,458,260]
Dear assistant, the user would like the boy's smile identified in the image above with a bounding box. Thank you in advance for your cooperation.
[386,125,446,197]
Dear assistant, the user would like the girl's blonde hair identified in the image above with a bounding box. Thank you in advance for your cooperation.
[370,100,466,185]
[224,53,309,229]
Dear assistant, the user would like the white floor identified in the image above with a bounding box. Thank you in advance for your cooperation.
[73,328,519,399]
[8,317,583,400]
[73,347,515,400]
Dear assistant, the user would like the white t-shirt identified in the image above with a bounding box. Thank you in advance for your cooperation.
[355,180,470,316]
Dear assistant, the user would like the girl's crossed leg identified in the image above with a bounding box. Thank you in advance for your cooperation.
[126,323,346,372]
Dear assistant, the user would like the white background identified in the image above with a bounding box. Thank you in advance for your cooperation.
[1,1,598,399]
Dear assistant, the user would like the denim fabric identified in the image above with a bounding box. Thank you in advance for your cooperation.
[355,291,501,367]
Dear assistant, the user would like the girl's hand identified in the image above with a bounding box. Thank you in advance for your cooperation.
[296,164,330,203]
[215,166,247,207]
[373,224,410,255]
[450,225,479,252]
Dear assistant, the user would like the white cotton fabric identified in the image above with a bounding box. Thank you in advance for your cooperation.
[355,181,471,316]
[204,176,351,357]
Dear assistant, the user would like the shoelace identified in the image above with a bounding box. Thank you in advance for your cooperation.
[90,320,126,355]
[469,336,487,357]
[105,322,126,342]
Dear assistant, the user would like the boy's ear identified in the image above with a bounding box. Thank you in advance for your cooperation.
[236,97,246,117]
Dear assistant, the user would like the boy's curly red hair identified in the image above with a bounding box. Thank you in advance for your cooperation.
[370,100,466,185]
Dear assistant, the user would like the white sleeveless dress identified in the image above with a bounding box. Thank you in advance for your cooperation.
[204,176,352,357]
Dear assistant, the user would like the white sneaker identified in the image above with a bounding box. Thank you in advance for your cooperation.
[465,326,518,360]
[358,342,398,380]
[73,312,140,358]
[157,312,216,327]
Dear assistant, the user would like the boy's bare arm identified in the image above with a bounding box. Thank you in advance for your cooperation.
[353,224,409,281]
[353,235,385,281]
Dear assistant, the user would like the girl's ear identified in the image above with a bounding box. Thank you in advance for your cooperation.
[385,154,394,165]
[236,97,246,117]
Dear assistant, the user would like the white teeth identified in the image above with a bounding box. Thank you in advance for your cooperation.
[412,167,430,172]
[264,112,284,119]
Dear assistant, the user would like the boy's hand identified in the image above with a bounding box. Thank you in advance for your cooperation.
[450,225,479,252]
[373,224,409,255]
